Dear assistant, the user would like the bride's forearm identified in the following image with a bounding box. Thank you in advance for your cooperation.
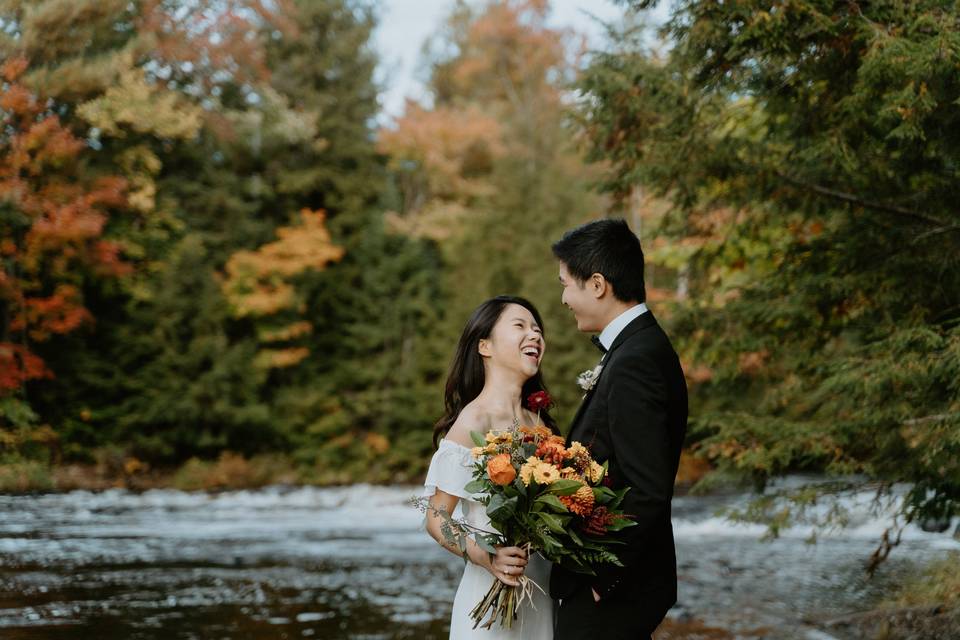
[426,517,492,570]
[465,538,494,571]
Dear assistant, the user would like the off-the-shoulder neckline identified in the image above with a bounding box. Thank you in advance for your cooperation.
[439,438,473,452]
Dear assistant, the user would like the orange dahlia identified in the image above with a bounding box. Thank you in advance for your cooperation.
[560,484,595,517]
[536,436,570,465]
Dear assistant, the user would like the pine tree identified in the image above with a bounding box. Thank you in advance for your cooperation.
[577,0,960,534]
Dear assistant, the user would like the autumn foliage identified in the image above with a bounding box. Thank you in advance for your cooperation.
[0,57,128,393]
[223,209,344,369]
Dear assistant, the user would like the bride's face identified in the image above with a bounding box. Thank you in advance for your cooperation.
[479,303,545,379]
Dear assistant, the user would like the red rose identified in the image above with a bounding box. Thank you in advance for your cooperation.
[526,390,553,412]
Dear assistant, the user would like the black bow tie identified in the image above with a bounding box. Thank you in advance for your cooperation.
[590,335,607,354]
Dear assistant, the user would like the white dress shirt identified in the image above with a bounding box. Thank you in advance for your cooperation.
[598,303,649,351]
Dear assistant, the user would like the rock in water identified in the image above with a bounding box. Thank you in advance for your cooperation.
[919,516,950,533]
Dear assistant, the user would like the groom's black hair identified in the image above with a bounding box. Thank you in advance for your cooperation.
[552,218,646,303]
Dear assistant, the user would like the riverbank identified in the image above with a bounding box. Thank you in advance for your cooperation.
[0,449,718,494]
[823,605,960,640]
[0,452,304,493]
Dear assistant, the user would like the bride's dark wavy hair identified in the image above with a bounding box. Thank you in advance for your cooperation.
[433,295,559,448]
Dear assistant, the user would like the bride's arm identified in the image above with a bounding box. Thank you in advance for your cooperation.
[425,489,527,587]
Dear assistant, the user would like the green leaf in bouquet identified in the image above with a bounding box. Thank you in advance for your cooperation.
[567,527,583,547]
[577,534,625,548]
[534,494,569,513]
[486,494,518,520]
[591,486,616,504]
[512,477,527,497]
[546,479,583,496]
[474,534,499,555]
[463,479,487,495]
[608,486,631,510]
[539,531,563,552]
[605,517,637,532]
[559,555,597,576]
[537,512,569,535]
[522,442,536,458]
[470,431,486,447]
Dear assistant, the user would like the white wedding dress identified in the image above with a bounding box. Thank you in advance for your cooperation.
[424,439,554,639]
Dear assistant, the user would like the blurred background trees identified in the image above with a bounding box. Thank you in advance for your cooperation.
[578,0,959,536]
[0,0,956,538]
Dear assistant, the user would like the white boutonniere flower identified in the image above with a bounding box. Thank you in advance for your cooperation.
[577,364,604,393]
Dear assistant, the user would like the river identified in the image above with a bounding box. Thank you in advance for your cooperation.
[0,481,957,639]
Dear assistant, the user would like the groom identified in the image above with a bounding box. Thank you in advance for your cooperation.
[550,219,688,639]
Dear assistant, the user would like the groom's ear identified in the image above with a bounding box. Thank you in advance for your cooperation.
[589,273,607,299]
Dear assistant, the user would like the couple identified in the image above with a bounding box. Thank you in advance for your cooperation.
[423,219,688,639]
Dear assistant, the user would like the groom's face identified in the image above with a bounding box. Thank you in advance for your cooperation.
[558,262,601,333]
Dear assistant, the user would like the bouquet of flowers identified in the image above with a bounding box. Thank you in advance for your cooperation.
[459,392,635,629]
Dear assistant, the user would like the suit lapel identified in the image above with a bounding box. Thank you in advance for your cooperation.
[565,311,659,445]
[566,355,605,445]
[607,310,657,354]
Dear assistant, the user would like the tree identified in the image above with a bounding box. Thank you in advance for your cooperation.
[0,57,128,425]
[223,209,344,370]
[577,0,960,551]
[379,0,607,421]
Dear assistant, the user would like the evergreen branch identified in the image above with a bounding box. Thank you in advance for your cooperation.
[902,413,957,426]
[914,223,960,242]
[775,172,952,229]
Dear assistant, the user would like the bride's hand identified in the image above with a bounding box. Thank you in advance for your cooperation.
[488,545,528,586]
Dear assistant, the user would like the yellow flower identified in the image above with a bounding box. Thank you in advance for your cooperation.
[568,442,588,458]
[560,467,583,481]
[533,462,561,485]
[519,456,539,486]
[470,446,484,458]
[485,430,513,444]
[588,460,605,484]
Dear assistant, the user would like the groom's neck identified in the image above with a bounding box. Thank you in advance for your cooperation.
[594,299,636,333]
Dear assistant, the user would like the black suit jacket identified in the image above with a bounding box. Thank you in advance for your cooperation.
[550,310,688,618]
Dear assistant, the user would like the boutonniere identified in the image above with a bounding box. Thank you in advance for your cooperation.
[577,363,604,393]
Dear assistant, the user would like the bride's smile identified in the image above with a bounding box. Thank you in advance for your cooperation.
[477,305,545,379]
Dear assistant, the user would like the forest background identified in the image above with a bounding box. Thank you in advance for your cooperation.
[1,0,958,566]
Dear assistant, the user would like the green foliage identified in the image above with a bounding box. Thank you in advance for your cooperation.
[892,551,960,608]
[2,0,445,482]
[579,0,960,526]
[277,213,447,482]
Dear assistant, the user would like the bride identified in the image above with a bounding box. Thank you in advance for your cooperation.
[423,295,557,639]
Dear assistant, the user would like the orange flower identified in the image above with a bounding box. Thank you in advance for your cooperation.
[487,454,517,486]
[519,425,553,441]
[536,437,570,465]
[560,485,595,517]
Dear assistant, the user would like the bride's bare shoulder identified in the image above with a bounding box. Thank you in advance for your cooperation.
[445,402,491,448]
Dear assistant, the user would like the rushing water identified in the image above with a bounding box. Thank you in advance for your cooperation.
[0,482,957,640]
